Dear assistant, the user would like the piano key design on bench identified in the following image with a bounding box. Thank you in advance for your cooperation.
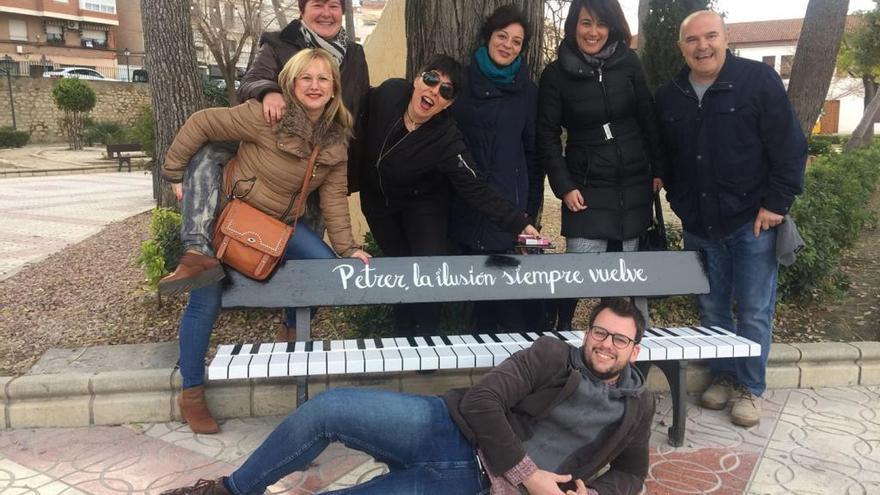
[208,326,760,380]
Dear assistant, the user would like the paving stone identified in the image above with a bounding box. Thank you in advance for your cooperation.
[29,343,180,375]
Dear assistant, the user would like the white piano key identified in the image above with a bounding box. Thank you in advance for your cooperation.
[381,338,398,350]
[312,341,325,352]
[208,355,232,380]
[330,340,345,351]
[381,349,403,372]
[400,348,421,371]
[638,339,666,361]
[483,342,511,366]
[434,345,457,369]
[290,352,308,376]
[308,351,327,375]
[363,349,384,372]
[658,328,700,360]
[709,326,761,356]
[460,336,493,367]
[343,339,360,350]
[228,354,252,379]
[666,327,719,359]
[215,344,236,357]
[447,336,476,368]
[345,350,365,373]
[326,350,347,374]
[363,339,377,349]
[238,343,254,355]
[248,354,270,377]
[413,338,440,370]
[269,353,289,377]
[700,327,752,356]
[256,343,274,354]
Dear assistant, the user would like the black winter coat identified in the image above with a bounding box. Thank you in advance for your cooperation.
[450,59,541,252]
[357,79,530,236]
[537,41,665,241]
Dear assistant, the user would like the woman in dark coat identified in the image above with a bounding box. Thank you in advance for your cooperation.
[357,55,539,336]
[537,0,664,329]
[450,5,541,332]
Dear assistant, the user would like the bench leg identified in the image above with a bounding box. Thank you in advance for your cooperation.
[654,360,688,447]
[295,307,311,407]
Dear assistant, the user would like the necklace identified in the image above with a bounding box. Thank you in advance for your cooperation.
[404,107,427,130]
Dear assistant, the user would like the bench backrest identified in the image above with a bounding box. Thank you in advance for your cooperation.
[106,143,143,153]
[221,251,708,308]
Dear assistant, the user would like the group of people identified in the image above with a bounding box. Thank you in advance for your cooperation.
[158,0,807,493]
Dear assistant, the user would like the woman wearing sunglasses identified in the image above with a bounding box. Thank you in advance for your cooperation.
[537,0,665,330]
[356,54,540,336]
[449,5,542,333]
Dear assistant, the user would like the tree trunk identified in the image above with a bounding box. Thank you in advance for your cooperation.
[405,0,544,80]
[344,0,356,40]
[862,75,878,142]
[847,82,880,151]
[271,0,289,29]
[786,0,850,139]
[142,0,206,207]
[637,0,650,54]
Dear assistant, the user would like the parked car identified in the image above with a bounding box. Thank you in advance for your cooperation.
[42,67,115,81]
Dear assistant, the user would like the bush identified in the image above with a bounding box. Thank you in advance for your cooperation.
[0,127,30,148]
[85,120,131,146]
[203,81,230,108]
[52,78,97,150]
[778,144,880,302]
[135,207,183,290]
[130,106,155,158]
[808,134,848,156]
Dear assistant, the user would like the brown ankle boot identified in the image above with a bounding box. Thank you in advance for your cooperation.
[158,251,225,297]
[161,477,230,495]
[178,385,219,434]
[274,323,295,342]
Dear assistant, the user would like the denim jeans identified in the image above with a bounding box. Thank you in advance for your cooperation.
[226,388,488,495]
[178,223,336,389]
[684,221,779,396]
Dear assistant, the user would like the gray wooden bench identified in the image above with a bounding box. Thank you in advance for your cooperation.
[106,143,144,172]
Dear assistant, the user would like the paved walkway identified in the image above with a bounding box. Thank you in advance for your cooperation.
[0,386,876,494]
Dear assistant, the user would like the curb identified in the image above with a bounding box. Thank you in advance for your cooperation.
[0,164,149,178]
[4,341,879,429]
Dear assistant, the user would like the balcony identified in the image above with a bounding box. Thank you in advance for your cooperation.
[46,35,65,46]
[81,38,108,49]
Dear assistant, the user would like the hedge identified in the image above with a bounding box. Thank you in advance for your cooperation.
[0,127,30,148]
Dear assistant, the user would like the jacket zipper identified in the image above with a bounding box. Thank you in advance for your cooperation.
[457,154,477,178]
[596,65,627,240]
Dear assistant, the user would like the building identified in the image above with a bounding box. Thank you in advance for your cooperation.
[0,0,122,79]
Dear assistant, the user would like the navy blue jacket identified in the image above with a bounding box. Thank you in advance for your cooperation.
[654,53,807,238]
[450,59,540,252]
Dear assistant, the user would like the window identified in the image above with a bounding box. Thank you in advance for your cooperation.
[780,55,794,78]
[80,0,116,14]
[81,29,108,48]
[762,55,776,68]
[46,25,64,43]
[9,19,28,41]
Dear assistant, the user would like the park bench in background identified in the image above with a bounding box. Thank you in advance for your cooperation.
[213,251,761,446]
[106,143,145,172]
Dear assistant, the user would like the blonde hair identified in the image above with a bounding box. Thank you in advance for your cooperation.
[277,48,353,131]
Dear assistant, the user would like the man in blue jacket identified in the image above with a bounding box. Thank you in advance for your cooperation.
[655,10,806,427]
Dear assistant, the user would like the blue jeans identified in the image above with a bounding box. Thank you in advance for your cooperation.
[178,223,336,389]
[684,221,779,396]
[226,388,487,495]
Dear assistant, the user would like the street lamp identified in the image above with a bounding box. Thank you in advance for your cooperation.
[123,47,131,82]
[0,55,15,130]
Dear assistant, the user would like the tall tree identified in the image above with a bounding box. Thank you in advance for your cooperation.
[192,0,266,105]
[270,0,290,28]
[541,1,572,68]
[838,1,880,144]
[641,0,711,91]
[142,0,206,206]
[845,88,880,150]
[405,0,545,80]
[637,0,650,54]
[787,0,850,138]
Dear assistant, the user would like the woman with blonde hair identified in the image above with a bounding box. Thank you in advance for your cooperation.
[161,48,369,434]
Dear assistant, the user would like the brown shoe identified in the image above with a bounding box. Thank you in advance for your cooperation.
[700,375,736,410]
[731,385,762,427]
[161,477,230,495]
[274,322,295,342]
[178,385,220,434]
[158,251,225,297]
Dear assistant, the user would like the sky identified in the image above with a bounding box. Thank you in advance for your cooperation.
[623,0,877,33]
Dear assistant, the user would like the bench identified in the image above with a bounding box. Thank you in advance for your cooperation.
[215,251,761,447]
[106,143,145,172]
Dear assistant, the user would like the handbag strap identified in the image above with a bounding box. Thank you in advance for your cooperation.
[280,144,322,226]
[652,192,667,238]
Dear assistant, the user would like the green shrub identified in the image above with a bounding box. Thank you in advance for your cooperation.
[86,120,131,145]
[135,207,183,290]
[808,134,848,156]
[52,78,97,150]
[779,144,880,302]
[130,106,155,158]
[203,81,230,108]
[0,127,30,148]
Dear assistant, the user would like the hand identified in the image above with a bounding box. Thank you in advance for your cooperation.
[752,207,784,237]
[262,92,287,124]
[653,177,664,193]
[349,249,371,264]
[563,190,586,212]
[172,182,183,201]
[522,469,571,495]
[521,224,540,237]
[565,479,589,495]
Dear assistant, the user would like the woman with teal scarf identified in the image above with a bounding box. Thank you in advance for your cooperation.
[450,5,542,332]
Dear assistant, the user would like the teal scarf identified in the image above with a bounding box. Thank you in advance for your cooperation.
[475,45,521,87]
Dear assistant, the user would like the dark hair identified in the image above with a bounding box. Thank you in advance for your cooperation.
[419,54,464,99]
[479,5,532,53]
[587,297,646,343]
[298,0,346,15]
[563,0,632,48]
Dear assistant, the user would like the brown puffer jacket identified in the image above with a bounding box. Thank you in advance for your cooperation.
[162,99,358,256]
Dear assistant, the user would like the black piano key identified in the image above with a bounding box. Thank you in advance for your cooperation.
[424,335,436,346]
[374,338,384,348]
[519,332,535,342]
[487,333,502,343]
[356,338,366,350]
[406,336,418,347]
[653,328,675,337]
[440,335,453,346]
[552,331,566,341]
[690,326,713,336]
[305,341,314,352]
[286,342,296,353]
[231,344,242,355]
[472,334,486,344]
[323,339,332,351]
[644,328,664,338]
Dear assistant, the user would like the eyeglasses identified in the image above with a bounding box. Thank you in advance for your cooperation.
[420,71,455,100]
[589,326,637,349]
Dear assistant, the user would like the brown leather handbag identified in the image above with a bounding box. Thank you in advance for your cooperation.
[213,146,320,280]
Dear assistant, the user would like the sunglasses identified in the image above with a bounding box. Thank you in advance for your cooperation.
[420,71,455,100]
[589,325,637,349]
